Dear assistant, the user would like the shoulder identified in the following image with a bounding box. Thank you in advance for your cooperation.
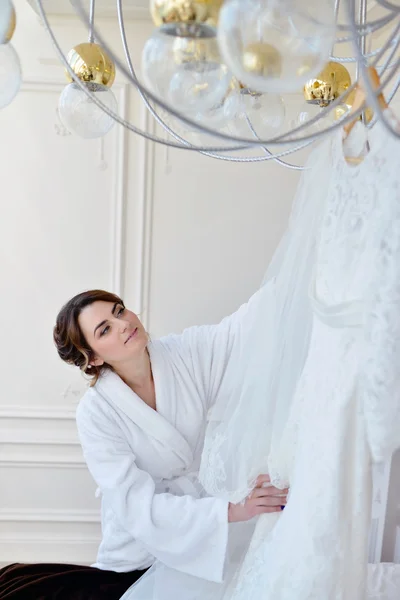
[152,327,211,362]
[75,384,118,436]
[76,386,99,423]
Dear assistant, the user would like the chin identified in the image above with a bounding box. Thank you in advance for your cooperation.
[128,329,148,352]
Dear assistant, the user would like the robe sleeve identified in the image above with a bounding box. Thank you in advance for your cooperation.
[170,279,275,411]
[76,400,229,583]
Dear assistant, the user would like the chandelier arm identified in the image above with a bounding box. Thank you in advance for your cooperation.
[70,1,386,148]
[116,0,308,168]
[357,0,368,125]
[295,6,395,34]
[330,35,398,61]
[243,17,400,145]
[335,12,398,32]
[387,72,400,103]
[36,0,400,150]
[73,0,339,147]
[367,71,400,129]
[375,26,400,78]
[330,0,341,54]
[375,0,400,12]
[334,12,397,42]
[333,13,396,45]
[88,0,95,44]
[243,114,306,170]
[256,147,307,171]
[200,140,315,164]
[38,0,302,149]
[348,0,400,139]
[116,0,199,149]
[329,52,384,63]
[35,0,260,153]
[279,50,400,144]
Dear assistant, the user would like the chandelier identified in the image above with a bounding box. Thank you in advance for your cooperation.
[2,0,400,169]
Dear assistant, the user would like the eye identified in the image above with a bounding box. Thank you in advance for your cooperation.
[100,325,110,337]
[117,306,125,317]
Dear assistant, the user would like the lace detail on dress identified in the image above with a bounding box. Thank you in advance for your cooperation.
[201,429,241,502]
[361,175,400,461]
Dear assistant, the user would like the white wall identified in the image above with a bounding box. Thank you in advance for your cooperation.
[0,0,398,567]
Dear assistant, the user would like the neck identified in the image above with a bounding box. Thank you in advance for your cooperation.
[114,348,156,410]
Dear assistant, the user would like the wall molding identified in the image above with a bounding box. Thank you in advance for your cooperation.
[0,459,87,468]
[19,78,128,297]
[27,0,151,20]
[109,83,129,296]
[0,445,85,466]
[0,405,77,420]
[131,100,157,329]
[0,508,100,523]
[0,405,83,464]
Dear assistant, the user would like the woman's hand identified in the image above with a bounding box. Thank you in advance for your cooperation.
[228,475,288,523]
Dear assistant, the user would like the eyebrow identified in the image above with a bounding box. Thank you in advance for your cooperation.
[93,302,119,336]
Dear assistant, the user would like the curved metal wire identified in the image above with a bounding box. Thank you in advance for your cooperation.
[88,0,95,43]
[63,0,400,147]
[335,11,398,31]
[330,33,398,61]
[35,0,328,151]
[116,0,307,168]
[375,0,400,12]
[36,0,254,153]
[347,0,400,139]
[334,10,398,41]
[35,0,400,158]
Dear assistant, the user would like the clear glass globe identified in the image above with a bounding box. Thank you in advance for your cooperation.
[58,83,117,139]
[189,85,241,131]
[0,43,22,109]
[141,23,231,114]
[289,102,336,135]
[229,90,285,138]
[0,1,12,44]
[157,91,239,139]
[218,0,336,94]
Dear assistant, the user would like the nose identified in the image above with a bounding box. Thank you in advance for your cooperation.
[117,317,129,333]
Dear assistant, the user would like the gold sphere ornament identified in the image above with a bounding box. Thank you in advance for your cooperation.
[65,43,116,88]
[150,0,223,28]
[242,43,282,80]
[303,62,351,107]
[4,3,16,44]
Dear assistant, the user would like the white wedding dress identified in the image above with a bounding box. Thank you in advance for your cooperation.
[207,114,400,600]
[121,115,400,600]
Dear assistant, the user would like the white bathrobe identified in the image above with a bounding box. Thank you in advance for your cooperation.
[76,283,273,583]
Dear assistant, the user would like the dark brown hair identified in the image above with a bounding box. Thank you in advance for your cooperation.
[53,289,124,386]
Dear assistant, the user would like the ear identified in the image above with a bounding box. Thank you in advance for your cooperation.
[90,356,104,367]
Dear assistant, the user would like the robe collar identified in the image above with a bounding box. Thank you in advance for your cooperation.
[95,340,193,473]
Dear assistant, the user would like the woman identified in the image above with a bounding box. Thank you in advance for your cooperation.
[0,287,287,600]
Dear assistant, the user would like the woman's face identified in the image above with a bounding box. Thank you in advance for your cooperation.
[78,300,148,367]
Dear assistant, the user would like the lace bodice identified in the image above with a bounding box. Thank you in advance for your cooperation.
[315,118,399,310]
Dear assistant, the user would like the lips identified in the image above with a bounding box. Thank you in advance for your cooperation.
[125,327,138,344]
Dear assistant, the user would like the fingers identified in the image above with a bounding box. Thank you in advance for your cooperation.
[250,496,287,508]
[254,474,271,487]
[251,505,284,517]
[250,487,289,499]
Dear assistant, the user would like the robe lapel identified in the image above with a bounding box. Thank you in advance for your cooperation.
[95,344,193,474]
